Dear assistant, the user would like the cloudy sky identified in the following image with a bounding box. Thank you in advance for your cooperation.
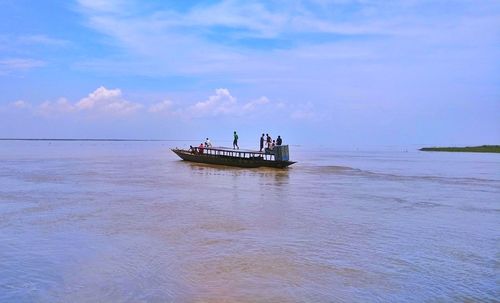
[0,0,499,147]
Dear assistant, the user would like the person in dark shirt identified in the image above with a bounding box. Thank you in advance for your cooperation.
[259,133,265,152]
[276,135,282,146]
[233,131,239,149]
[266,133,271,148]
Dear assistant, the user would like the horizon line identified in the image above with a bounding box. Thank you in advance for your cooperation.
[0,138,194,142]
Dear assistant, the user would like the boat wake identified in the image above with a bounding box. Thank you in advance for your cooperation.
[300,165,500,189]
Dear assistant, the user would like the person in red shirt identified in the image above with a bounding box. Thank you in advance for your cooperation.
[198,143,204,154]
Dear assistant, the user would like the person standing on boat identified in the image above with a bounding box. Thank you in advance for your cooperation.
[266,134,271,148]
[205,137,212,147]
[233,131,239,149]
[276,135,282,146]
[260,133,265,152]
[198,143,204,154]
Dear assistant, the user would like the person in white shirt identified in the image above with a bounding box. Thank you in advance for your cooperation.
[205,138,212,147]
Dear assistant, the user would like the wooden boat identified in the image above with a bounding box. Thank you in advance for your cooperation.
[171,145,296,168]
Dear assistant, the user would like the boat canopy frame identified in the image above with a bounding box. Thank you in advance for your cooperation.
[191,146,277,161]
[172,145,295,168]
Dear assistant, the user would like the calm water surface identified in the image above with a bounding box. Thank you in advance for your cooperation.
[0,141,498,302]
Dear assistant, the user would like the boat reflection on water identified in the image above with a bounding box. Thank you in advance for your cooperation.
[182,161,291,184]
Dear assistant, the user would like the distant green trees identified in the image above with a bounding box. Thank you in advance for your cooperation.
[419,145,500,153]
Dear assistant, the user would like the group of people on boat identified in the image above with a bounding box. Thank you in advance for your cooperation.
[189,137,212,154]
[260,133,282,153]
[188,131,283,155]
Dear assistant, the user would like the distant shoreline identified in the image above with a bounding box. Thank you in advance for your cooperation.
[419,145,500,153]
[0,138,191,142]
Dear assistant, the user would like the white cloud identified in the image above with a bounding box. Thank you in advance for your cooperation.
[7,86,318,122]
[11,100,31,109]
[242,96,270,112]
[23,86,143,117]
[0,58,45,74]
[187,88,237,117]
[75,86,142,115]
[77,0,128,13]
[177,90,290,119]
[72,0,500,85]
[149,99,173,113]
[180,1,287,39]
[37,98,76,116]
[38,98,76,116]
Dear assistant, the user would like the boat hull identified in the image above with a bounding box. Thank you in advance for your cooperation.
[171,149,295,168]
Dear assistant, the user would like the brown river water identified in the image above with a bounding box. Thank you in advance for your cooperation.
[0,141,498,302]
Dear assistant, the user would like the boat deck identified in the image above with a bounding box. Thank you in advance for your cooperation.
[206,146,265,154]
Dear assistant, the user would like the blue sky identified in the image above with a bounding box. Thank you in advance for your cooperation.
[0,0,499,147]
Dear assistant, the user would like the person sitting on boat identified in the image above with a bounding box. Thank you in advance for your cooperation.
[264,140,275,154]
[276,135,282,146]
[205,138,212,147]
[267,136,273,149]
[198,143,204,154]
[189,145,196,154]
